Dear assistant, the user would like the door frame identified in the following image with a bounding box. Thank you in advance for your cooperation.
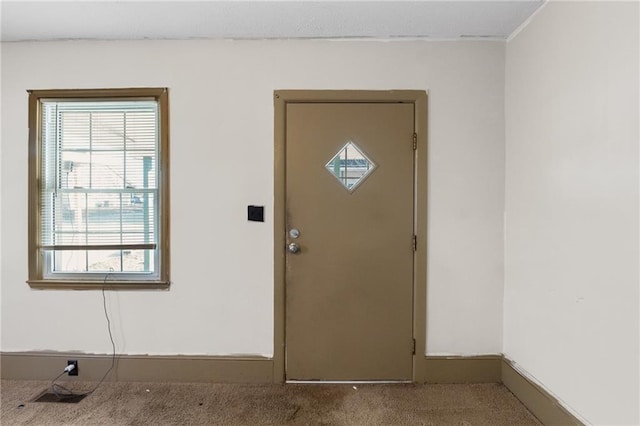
[273,90,428,383]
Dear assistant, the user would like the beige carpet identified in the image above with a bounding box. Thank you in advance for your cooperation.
[1,380,541,425]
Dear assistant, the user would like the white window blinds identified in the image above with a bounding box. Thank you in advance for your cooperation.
[40,100,160,274]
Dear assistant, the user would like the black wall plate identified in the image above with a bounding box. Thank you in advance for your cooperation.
[248,205,264,222]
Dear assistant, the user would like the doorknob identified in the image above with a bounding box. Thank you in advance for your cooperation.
[288,242,301,254]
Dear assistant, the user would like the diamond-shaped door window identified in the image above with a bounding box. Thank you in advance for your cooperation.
[325,141,377,192]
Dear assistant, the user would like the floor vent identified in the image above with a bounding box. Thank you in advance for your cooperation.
[31,390,87,404]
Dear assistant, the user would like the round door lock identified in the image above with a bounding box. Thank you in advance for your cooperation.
[289,228,300,239]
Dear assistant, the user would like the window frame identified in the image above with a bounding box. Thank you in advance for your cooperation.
[27,88,170,289]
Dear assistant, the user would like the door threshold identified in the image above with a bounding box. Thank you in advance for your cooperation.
[286,380,413,384]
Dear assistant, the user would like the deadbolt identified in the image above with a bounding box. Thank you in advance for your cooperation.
[289,228,300,239]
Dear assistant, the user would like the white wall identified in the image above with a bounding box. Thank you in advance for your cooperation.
[1,40,505,357]
[505,2,639,425]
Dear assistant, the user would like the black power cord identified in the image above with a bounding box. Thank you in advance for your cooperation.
[50,274,117,399]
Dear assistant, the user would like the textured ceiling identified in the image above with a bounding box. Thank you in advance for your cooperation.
[1,1,544,42]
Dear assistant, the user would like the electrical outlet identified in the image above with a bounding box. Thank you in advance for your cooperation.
[67,360,78,376]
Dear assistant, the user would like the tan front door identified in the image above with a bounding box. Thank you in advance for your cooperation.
[285,102,415,381]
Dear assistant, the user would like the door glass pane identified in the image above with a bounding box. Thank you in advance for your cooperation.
[325,141,377,191]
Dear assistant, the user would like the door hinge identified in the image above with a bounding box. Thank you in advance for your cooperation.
[412,338,416,355]
[413,235,417,251]
[412,133,417,150]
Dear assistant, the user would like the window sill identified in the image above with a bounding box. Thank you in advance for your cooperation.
[26,279,170,290]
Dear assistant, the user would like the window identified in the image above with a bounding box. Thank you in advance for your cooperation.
[27,88,170,289]
[324,141,377,192]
